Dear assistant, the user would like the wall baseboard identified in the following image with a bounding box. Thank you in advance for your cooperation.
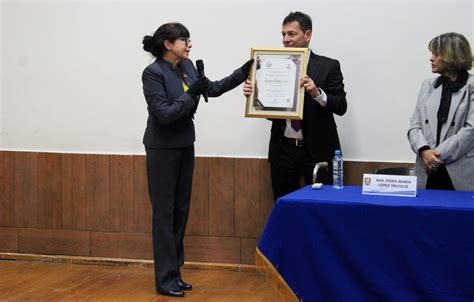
[0,252,257,272]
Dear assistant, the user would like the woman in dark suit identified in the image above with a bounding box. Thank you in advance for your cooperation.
[141,22,252,297]
[408,32,474,191]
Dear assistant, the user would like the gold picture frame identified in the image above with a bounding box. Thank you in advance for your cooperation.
[245,47,309,119]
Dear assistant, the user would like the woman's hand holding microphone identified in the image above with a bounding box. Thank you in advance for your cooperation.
[186,77,210,100]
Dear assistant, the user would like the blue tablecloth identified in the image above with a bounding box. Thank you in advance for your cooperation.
[258,186,474,302]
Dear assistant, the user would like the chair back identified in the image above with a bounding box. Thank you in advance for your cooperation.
[373,167,415,176]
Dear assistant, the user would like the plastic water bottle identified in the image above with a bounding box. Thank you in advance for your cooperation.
[333,150,344,189]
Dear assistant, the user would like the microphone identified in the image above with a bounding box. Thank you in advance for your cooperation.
[312,161,328,189]
[316,161,329,170]
[195,59,208,102]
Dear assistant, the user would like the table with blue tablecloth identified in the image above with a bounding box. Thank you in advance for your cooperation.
[256,186,474,302]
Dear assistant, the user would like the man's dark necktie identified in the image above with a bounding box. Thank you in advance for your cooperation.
[291,120,302,131]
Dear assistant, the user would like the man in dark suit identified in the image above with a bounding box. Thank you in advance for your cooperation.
[244,11,347,202]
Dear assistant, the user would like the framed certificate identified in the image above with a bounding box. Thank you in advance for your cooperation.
[245,47,309,119]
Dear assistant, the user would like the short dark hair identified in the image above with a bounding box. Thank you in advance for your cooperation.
[142,22,190,58]
[428,32,472,72]
[282,11,312,32]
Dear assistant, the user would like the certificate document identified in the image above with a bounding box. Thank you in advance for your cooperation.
[256,55,297,109]
[245,48,309,120]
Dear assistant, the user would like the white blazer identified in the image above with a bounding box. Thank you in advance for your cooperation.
[408,74,474,191]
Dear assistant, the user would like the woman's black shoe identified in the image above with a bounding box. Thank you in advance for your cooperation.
[158,289,185,297]
[177,279,193,291]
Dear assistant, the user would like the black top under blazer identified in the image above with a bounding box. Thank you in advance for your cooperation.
[142,58,247,149]
[268,52,347,164]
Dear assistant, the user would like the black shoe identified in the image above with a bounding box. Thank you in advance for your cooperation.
[177,279,193,291]
[158,289,185,297]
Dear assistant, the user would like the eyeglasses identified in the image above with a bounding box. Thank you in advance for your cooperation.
[179,37,191,46]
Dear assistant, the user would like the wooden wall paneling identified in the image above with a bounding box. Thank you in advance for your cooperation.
[208,158,234,237]
[37,153,62,229]
[133,156,151,233]
[18,228,90,256]
[234,159,260,238]
[61,154,86,230]
[5,149,418,264]
[85,155,109,231]
[241,238,258,265]
[0,227,18,252]
[186,157,209,236]
[0,152,15,226]
[259,160,274,232]
[344,161,370,186]
[14,152,37,228]
[91,232,152,259]
[184,235,241,263]
[109,155,134,232]
[343,161,360,186]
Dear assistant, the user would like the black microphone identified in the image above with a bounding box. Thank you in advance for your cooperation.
[195,59,208,102]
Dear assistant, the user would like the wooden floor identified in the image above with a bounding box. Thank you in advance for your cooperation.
[0,260,281,301]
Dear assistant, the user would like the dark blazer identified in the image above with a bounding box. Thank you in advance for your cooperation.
[142,58,247,149]
[268,52,347,164]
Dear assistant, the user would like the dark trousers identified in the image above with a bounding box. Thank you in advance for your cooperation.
[145,146,194,292]
[426,164,455,190]
[270,139,331,202]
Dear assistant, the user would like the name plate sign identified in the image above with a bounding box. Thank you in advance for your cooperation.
[362,174,417,197]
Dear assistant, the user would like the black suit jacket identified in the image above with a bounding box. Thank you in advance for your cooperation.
[142,58,247,148]
[268,52,347,164]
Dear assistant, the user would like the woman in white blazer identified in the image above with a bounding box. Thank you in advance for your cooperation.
[408,32,474,191]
